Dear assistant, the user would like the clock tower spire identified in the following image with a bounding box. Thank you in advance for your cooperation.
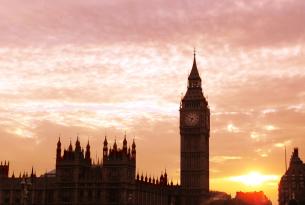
[188,50,201,86]
[180,53,210,205]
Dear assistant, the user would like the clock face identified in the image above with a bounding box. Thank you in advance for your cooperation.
[184,112,199,126]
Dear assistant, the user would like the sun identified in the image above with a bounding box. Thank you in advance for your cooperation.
[228,171,279,187]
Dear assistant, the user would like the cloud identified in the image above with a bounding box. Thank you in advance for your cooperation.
[211,156,242,163]
[274,140,292,148]
[0,0,305,48]
[264,125,277,131]
[0,1,305,204]
[227,123,240,133]
[250,132,266,141]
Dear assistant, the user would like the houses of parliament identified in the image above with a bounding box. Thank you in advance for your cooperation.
[0,55,211,205]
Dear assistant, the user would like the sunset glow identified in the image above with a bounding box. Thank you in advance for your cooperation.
[1,0,305,204]
[228,172,279,187]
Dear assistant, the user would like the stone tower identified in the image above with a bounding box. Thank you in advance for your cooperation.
[278,148,305,205]
[180,53,210,205]
[102,135,136,205]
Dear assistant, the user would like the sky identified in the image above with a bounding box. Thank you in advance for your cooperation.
[0,0,305,204]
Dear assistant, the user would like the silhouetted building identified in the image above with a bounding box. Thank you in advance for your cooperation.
[235,191,271,205]
[0,54,210,205]
[0,136,180,205]
[180,52,210,205]
[279,148,305,205]
[206,191,271,205]
[209,191,231,201]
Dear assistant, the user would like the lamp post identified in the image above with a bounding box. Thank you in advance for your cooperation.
[21,177,32,205]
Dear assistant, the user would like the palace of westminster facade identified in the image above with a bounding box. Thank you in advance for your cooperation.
[0,55,211,205]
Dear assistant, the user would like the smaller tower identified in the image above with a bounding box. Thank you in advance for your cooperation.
[164,169,168,185]
[68,140,73,152]
[290,148,302,166]
[103,136,108,159]
[279,148,305,205]
[75,136,81,153]
[160,173,164,185]
[113,139,117,151]
[56,137,61,162]
[30,166,36,178]
[132,138,136,159]
[0,161,9,178]
[85,140,91,162]
[102,136,137,204]
[123,134,128,153]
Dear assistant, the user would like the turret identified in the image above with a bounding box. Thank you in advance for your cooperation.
[164,169,168,185]
[145,174,148,182]
[113,139,117,151]
[103,136,108,158]
[132,138,136,159]
[68,140,73,152]
[56,137,61,161]
[30,166,36,178]
[75,136,81,152]
[136,173,139,180]
[85,140,91,161]
[160,173,164,184]
[290,148,303,167]
[123,134,128,153]
[0,161,9,178]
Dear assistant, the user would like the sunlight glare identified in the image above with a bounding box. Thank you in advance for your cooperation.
[228,172,279,186]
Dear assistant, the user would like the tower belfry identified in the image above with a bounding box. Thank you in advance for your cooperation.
[180,53,210,205]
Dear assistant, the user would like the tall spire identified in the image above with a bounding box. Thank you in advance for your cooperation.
[123,132,128,153]
[103,136,108,157]
[31,166,35,178]
[75,135,81,152]
[188,49,201,81]
[68,139,73,151]
[113,139,117,151]
[56,137,61,161]
[290,147,303,166]
[57,137,61,147]
[103,136,108,145]
[85,140,91,160]
[132,138,136,149]
[131,137,136,158]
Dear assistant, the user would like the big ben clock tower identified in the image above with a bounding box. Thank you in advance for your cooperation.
[180,53,210,205]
